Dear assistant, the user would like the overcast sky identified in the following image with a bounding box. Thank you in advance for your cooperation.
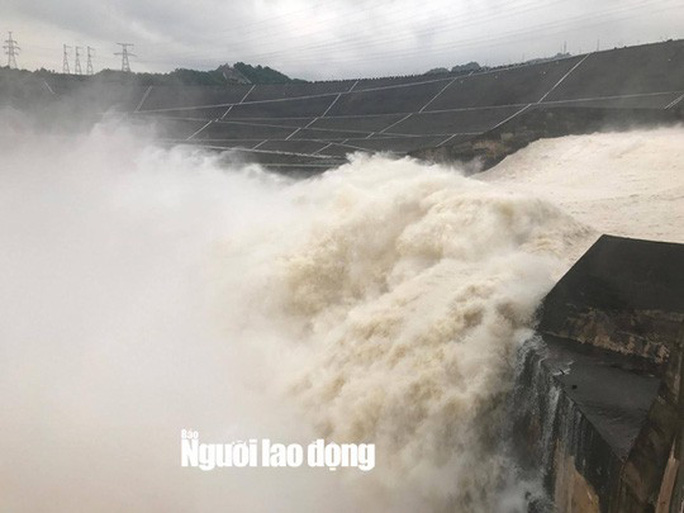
[2,0,683,80]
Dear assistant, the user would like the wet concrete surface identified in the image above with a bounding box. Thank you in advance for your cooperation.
[542,334,662,461]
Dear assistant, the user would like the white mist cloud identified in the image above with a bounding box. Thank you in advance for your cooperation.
[2,116,682,512]
[0,114,599,512]
[0,119,361,512]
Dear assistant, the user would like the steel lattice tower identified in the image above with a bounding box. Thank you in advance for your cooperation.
[115,43,135,72]
[4,32,20,69]
[86,46,95,75]
[62,44,71,74]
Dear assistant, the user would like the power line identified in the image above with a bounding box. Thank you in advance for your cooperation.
[250,0,680,66]
[243,0,564,49]
[243,0,671,62]
[115,42,135,72]
[150,0,681,73]
[4,31,20,69]
[145,0,621,60]
[149,0,560,59]
[62,44,71,74]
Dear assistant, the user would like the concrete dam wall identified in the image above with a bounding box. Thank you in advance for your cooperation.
[2,39,683,170]
[133,39,684,170]
[514,236,683,513]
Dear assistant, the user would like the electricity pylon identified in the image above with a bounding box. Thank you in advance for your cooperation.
[4,32,20,69]
[62,44,71,74]
[115,43,135,72]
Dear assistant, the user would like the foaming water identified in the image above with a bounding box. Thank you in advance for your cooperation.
[1,121,681,512]
[479,126,684,245]
[267,157,592,512]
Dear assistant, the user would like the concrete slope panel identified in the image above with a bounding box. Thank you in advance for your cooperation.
[141,85,253,110]
[344,135,446,153]
[227,117,317,128]
[194,121,294,140]
[545,40,684,101]
[41,77,149,112]
[227,95,337,118]
[327,81,448,116]
[225,150,344,167]
[291,127,374,140]
[188,140,262,150]
[258,140,331,154]
[310,113,407,132]
[427,57,584,110]
[543,91,681,110]
[137,106,229,120]
[247,81,354,101]
[354,74,454,91]
[389,107,520,135]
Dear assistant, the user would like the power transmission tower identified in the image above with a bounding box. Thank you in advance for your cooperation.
[74,46,83,75]
[114,43,135,72]
[62,44,71,74]
[86,46,95,75]
[4,32,20,69]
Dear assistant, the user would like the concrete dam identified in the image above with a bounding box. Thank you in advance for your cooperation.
[132,39,684,172]
[514,236,683,513]
[1,39,682,513]
[4,39,683,171]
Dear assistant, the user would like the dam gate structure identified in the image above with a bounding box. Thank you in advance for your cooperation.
[512,235,683,513]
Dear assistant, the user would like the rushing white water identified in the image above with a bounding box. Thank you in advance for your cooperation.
[0,119,682,512]
[479,127,684,246]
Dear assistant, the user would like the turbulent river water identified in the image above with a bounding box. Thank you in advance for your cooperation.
[1,120,682,512]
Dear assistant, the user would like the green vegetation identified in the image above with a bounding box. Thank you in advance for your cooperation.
[1,62,304,87]
[233,62,305,84]
[451,61,481,73]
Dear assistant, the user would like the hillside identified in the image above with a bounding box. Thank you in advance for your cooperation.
[0,62,304,88]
